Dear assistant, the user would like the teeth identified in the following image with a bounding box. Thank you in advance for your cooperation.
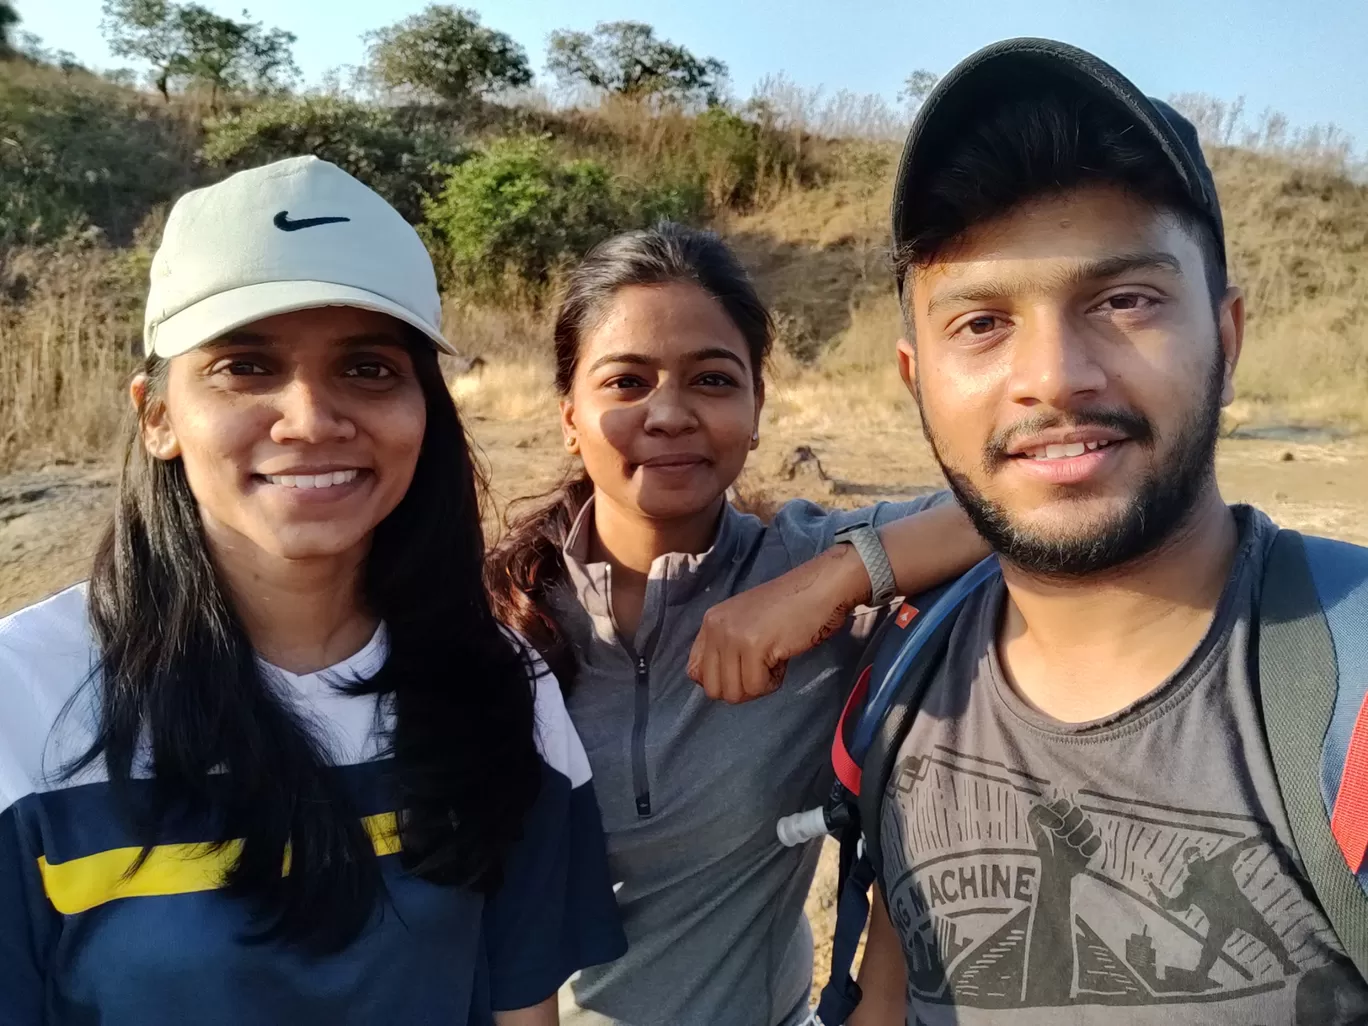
[1026,440,1113,460]
[265,470,359,489]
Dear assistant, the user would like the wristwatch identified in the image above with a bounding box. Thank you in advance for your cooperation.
[832,521,897,606]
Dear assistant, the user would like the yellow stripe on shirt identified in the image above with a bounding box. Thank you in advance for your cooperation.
[37,812,401,915]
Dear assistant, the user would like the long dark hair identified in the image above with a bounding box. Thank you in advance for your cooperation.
[69,335,542,952]
[485,222,773,691]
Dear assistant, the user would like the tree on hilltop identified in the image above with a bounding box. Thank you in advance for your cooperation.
[174,5,297,108]
[365,5,532,105]
[547,21,727,106]
[101,0,298,106]
[0,2,19,58]
[900,69,939,116]
[102,0,183,100]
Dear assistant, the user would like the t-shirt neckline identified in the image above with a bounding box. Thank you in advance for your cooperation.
[258,622,389,686]
[980,507,1267,740]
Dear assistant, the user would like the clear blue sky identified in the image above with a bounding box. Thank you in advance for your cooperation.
[16,0,1368,148]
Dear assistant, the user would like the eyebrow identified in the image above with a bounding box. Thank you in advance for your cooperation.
[926,251,1185,314]
[586,347,749,374]
[203,331,409,350]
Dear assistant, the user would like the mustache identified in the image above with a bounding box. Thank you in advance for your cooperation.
[983,407,1155,469]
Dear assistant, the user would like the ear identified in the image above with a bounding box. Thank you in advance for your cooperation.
[558,397,580,455]
[750,378,766,450]
[133,374,181,461]
[896,337,918,398]
[1217,285,1245,407]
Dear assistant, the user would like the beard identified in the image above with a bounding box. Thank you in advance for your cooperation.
[920,351,1225,578]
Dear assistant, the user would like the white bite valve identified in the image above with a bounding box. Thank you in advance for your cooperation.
[776,806,829,847]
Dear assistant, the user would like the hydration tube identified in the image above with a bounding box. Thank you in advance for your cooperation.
[776,555,1001,847]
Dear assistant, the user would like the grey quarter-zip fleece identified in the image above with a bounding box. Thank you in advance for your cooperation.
[555,494,936,1026]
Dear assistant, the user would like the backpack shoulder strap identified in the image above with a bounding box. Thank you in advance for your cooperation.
[1259,528,1368,977]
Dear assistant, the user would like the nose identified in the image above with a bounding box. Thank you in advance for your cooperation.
[641,381,698,436]
[269,373,356,445]
[1005,307,1108,410]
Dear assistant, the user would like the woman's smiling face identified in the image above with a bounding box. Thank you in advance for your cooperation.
[561,282,763,524]
[140,306,428,561]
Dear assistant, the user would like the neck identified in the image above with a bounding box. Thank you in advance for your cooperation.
[203,518,378,675]
[587,492,725,578]
[996,489,1239,723]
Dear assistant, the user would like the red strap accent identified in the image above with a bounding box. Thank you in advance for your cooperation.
[1331,690,1368,873]
[832,667,871,795]
[896,602,918,629]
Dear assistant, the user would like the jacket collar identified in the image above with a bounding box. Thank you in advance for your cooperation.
[561,495,747,620]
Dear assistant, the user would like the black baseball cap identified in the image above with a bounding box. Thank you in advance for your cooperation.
[891,38,1226,269]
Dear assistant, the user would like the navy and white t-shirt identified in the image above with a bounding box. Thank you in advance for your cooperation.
[0,584,626,1026]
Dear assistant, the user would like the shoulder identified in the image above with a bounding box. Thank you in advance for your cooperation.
[500,627,592,789]
[0,584,102,813]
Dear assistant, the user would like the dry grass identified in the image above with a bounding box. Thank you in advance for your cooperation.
[0,237,141,470]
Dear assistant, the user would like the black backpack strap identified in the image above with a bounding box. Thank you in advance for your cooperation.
[1259,528,1368,977]
[813,851,876,1025]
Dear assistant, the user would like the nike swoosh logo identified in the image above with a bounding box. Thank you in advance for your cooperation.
[274,211,352,232]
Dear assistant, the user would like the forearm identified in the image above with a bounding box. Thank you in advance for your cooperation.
[828,502,990,607]
[848,885,908,1026]
[494,996,558,1026]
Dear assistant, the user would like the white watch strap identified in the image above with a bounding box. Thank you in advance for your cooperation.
[835,523,897,606]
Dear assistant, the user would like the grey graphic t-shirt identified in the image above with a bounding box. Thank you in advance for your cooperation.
[880,507,1368,1025]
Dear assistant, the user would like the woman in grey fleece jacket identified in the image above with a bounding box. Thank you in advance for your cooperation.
[486,223,986,1026]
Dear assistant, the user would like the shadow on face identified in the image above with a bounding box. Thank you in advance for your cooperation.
[901,185,1245,574]
[139,306,429,562]
[561,282,764,525]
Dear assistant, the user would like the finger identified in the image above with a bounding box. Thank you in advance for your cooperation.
[698,636,723,701]
[742,644,778,700]
[686,630,705,685]
[720,646,747,705]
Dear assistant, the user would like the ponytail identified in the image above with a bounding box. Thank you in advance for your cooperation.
[486,470,594,693]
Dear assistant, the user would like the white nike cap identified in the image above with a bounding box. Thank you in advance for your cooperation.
[144,155,455,358]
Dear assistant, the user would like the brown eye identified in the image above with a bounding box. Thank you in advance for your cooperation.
[345,362,394,380]
[220,359,269,376]
[695,372,738,388]
[966,316,999,335]
[1097,292,1158,314]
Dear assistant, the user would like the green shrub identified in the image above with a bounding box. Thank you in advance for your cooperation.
[0,64,199,246]
[422,137,703,302]
[693,107,760,208]
[201,95,463,223]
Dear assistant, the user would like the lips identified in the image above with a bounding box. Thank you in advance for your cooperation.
[637,455,709,469]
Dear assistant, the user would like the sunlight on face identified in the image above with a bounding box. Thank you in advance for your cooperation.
[141,307,428,562]
[903,185,1242,572]
[562,282,762,525]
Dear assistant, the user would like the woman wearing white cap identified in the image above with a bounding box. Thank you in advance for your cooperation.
[0,157,625,1025]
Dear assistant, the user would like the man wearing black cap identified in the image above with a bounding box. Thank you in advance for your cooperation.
[846,38,1368,1025]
